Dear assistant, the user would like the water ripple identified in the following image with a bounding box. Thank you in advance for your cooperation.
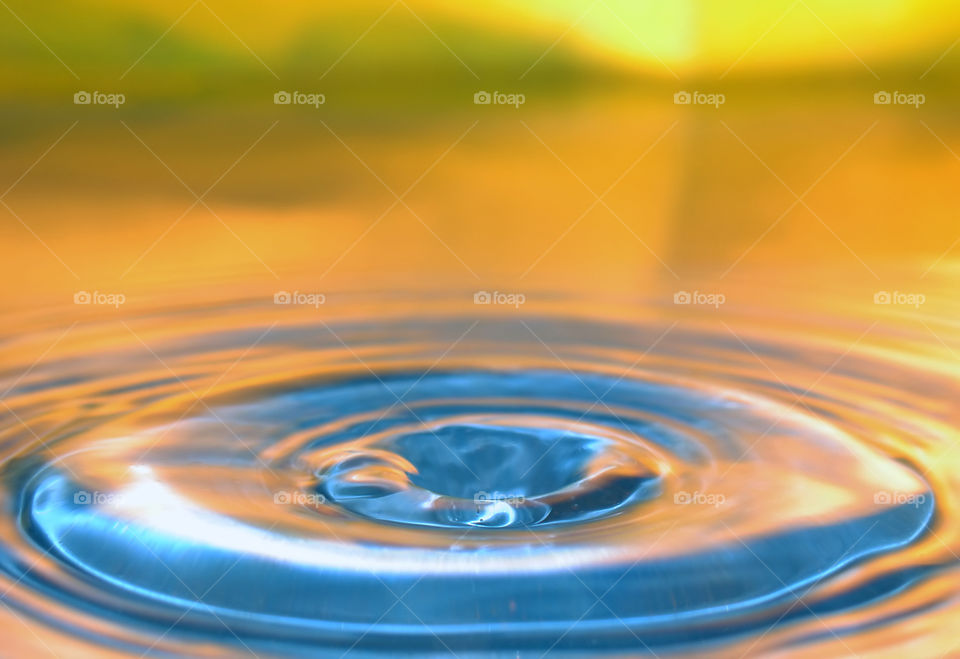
[0,301,956,657]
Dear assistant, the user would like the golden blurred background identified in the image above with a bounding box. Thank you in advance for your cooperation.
[1,0,959,309]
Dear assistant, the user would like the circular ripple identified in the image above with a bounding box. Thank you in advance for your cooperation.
[0,312,944,656]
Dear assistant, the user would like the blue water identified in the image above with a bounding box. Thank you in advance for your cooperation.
[0,312,949,656]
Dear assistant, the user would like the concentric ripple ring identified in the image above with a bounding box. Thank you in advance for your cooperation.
[0,305,952,657]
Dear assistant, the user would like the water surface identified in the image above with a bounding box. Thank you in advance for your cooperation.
[0,287,957,657]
